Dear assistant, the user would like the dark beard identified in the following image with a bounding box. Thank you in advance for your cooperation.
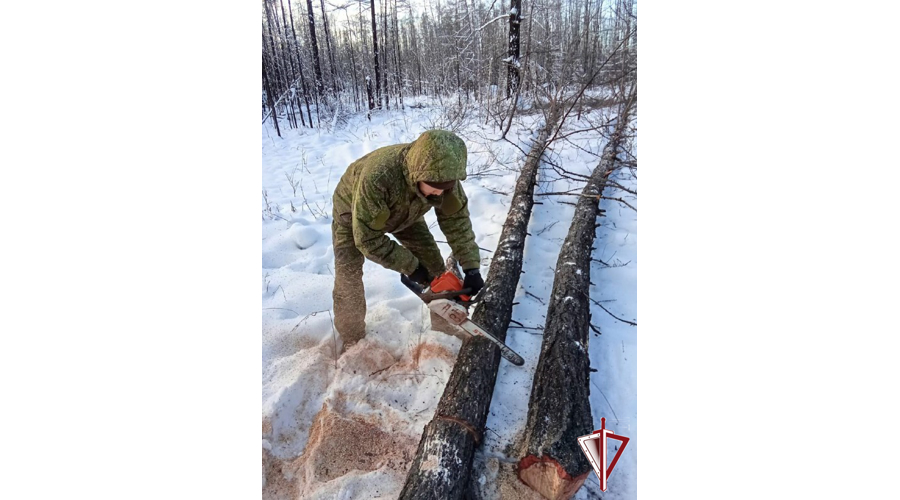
[425,194,441,204]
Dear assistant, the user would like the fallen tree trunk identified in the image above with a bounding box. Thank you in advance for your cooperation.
[517,97,635,500]
[398,106,561,500]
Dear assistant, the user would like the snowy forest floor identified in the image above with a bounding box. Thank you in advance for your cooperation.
[262,96,637,500]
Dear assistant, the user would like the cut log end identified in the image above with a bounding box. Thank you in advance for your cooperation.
[517,455,590,500]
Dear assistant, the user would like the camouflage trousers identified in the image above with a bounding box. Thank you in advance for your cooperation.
[332,217,454,346]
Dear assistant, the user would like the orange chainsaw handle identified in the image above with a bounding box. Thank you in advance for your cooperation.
[400,273,472,304]
[430,271,471,302]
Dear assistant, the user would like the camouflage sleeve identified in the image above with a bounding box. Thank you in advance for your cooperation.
[351,174,419,275]
[435,181,481,271]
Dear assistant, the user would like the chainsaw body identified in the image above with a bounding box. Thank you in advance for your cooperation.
[428,299,469,325]
[427,271,471,325]
[401,269,525,366]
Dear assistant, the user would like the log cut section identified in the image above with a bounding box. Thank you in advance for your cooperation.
[398,106,561,500]
[517,98,635,500]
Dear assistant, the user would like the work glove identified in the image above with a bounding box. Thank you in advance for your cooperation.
[408,263,433,287]
[463,268,484,297]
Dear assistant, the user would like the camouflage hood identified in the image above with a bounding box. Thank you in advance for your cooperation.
[403,130,468,190]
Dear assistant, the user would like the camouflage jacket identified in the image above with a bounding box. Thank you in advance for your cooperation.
[332,130,480,274]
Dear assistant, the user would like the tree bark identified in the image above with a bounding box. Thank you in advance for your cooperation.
[517,96,634,500]
[263,60,281,137]
[262,4,284,94]
[581,0,596,83]
[392,0,403,109]
[305,0,324,96]
[506,0,521,98]
[408,6,422,97]
[365,76,375,119]
[381,0,390,109]
[370,0,382,108]
[398,105,561,500]
[287,0,313,126]
[318,0,339,97]
[344,9,361,113]
[277,0,300,128]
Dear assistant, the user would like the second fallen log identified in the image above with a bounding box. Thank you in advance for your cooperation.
[517,96,635,500]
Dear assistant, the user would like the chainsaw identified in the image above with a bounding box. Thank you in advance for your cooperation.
[401,270,525,367]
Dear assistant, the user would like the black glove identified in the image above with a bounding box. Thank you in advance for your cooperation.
[463,268,484,296]
[408,263,432,286]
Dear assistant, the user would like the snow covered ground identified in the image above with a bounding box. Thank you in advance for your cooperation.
[262,97,636,499]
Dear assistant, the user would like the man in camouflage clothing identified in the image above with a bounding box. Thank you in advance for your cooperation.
[331,130,485,350]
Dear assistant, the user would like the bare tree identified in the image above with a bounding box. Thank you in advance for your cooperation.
[305,0,324,96]
[506,0,522,97]
[370,0,382,108]
[286,0,313,125]
[262,59,281,137]
[318,0,339,96]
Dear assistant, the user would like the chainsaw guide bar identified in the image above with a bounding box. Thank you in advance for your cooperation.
[401,274,526,367]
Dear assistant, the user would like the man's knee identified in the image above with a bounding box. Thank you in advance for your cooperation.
[333,228,364,274]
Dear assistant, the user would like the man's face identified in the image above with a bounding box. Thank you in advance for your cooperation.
[418,182,445,198]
